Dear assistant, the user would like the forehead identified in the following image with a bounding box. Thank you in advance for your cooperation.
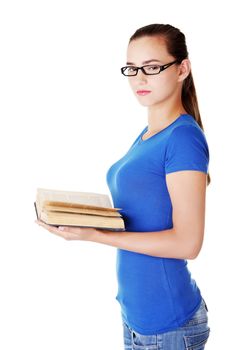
[126,36,170,64]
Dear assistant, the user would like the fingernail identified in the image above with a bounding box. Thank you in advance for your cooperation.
[59,226,64,231]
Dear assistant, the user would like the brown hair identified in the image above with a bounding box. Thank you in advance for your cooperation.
[129,23,211,186]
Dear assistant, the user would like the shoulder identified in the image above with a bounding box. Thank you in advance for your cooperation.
[171,118,206,136]
[165,122,210,175]
[168,122,209,149]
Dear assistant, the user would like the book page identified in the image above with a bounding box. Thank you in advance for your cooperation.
[43,204,121,216]
[36,188,113,215]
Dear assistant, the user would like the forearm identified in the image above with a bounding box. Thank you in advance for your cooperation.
[36,220,197,259]
[90,228,196,259]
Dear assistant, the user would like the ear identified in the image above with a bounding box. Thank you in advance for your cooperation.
[177,58,191,82]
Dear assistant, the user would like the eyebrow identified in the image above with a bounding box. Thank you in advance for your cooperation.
[126,59,162,65]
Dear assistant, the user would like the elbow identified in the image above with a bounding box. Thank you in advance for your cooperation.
[188,251,199,260]
[187,242,202,260]
[176,227,204,260]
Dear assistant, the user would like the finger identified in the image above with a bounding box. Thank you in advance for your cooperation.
[35,221,84,240]
[57,226,81,233]
[37,222,69,239]
[35,219,46,226]
[35,220,57,232]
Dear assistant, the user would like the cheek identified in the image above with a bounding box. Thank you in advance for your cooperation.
[127,74,178,101]
[128,79,135,90]
[151,75,178,97]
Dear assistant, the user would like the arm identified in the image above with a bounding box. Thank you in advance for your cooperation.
[36,171,206,259]
[91,170,207,260]
[36,170,207,260]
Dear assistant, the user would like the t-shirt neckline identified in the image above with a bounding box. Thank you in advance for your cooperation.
[139,114,191,143]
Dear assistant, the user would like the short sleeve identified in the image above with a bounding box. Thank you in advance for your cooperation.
[165,125,210,174]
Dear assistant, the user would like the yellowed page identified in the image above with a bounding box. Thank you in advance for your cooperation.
[36,188,114,217]
[40,210,125,230]
[43,204,121,217]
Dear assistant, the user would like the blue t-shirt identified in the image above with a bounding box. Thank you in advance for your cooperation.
[106,114,210,335]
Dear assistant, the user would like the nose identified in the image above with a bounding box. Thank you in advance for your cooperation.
[136,68,148,82]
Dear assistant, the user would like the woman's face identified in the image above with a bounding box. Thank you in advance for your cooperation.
[126,36,184,107]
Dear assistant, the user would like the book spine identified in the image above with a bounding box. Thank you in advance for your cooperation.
[34,202,39,220]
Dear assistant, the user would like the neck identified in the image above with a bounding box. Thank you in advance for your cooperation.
[147,95,186,133]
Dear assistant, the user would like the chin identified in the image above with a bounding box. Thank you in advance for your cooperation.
[134,93,157,104]
[136,97,158,107]
[137,101,151,107]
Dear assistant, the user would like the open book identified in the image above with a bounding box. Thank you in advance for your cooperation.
[34,188,125,231]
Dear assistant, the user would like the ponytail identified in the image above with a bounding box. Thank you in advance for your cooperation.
[182,73,211,186]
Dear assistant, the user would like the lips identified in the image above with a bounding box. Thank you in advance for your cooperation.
[136,90,151,95]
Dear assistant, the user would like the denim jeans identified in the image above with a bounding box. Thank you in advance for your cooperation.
[122,298,210,350]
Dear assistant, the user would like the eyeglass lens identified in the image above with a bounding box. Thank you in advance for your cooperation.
[123,65,160,76]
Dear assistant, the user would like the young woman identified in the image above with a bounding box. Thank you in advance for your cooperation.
[36,23,211,350]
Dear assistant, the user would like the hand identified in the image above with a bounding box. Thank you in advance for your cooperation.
[35,219,97,241]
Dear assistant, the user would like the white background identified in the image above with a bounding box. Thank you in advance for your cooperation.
[0,1,232,349]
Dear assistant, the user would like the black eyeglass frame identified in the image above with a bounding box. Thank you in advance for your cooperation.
[121,60,179,76]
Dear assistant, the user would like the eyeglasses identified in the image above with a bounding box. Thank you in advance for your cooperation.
[121,60,178,76]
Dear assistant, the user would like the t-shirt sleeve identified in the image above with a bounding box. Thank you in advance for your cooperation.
[165,125,210,174]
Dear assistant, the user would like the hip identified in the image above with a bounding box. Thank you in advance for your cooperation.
[122,298,210,350]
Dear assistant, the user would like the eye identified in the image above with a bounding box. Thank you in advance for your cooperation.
[147,65,160,70]
[143,65,161,74]
[127,66,137,72]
